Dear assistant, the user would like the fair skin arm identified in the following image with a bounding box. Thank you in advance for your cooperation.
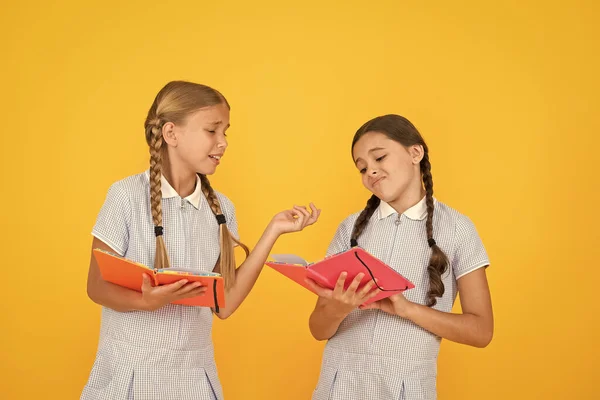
[87,206,320,315]
[87,238,208,312]
[308,268,493,348]
[156,111,321,317]
[364,267,493,347]
[365,267,493,347]
[213,205,320,319]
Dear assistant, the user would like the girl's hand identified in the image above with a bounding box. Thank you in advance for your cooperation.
[268,203,321,236]
[140,274,207,311]
[359,293,414,318]
[305,272,381,317]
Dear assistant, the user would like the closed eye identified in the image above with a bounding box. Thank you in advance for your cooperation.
[376,155,386,162]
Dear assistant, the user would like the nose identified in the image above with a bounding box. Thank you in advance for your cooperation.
[216,134,228,150]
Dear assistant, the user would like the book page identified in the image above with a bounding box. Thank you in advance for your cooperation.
[159,267,221,276]
[269,254,309,266]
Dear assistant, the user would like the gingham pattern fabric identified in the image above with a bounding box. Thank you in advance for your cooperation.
[312,197,489,400]
[81,171,239,400]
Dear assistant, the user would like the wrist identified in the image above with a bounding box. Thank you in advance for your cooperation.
[137,295,158,312]
[324,300,351,320]
[400,301,419,320]
[262,222,281,242]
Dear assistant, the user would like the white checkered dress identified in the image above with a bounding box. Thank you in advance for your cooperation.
[81,171,239,400]
[312,197,490,400]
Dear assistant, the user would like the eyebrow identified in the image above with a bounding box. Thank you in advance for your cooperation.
[207,121,231,129]
[354,147,386,164]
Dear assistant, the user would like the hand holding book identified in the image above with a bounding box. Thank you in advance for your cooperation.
[266,247,415,306]
[304,271,381,314]
[140,274,207,311]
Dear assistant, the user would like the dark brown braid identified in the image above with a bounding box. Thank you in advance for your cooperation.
[350,195,381,247]
[421,151,449,306]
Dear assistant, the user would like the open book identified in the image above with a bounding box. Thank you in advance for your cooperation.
[93,248,225,311]
[265,247,414,305]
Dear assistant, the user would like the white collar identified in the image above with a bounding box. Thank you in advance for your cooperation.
[144,170,202,209]
[377,196,429,221]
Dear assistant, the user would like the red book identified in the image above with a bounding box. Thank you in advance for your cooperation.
[265,247,414,305]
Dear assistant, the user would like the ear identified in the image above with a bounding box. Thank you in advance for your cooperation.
[409,144,424,164]
[162,122,177,147]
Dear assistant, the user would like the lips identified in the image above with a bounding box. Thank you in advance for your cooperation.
[209,154,223,165]
[371,176,385,187]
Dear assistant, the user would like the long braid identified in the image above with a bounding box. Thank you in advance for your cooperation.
[148,122,171,270]
[199,174,249,290]
[421,151,449,306]
[199,174,222,215]
[350,194,381,247]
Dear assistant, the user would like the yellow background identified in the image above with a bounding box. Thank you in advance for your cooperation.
[1,1,598,399]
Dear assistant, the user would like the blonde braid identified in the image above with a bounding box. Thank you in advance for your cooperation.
[148,122,171,270]
[199,174,249,289]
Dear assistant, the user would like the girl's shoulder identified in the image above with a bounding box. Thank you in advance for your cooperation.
[433,199,478,231]
[101,171,149,204]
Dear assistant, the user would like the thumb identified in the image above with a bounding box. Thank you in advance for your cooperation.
[388,294,403,303]
[304,278,331,298]
[141,273,153,292]
[359,301,379,310]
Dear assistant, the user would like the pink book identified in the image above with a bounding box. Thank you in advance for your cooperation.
[265,247,414,305]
